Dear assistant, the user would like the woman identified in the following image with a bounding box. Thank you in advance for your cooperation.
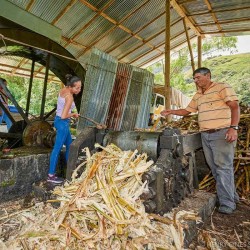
[47,74,82,183]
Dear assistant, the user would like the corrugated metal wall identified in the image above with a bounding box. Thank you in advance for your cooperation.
[78,49,154,132]
[106,63,133,130]
[77,48,118,131]
[135,70,154,128]
[120,68,153,131]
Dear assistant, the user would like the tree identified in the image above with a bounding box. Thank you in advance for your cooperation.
[0,74,60,116]
[147,36,238,97]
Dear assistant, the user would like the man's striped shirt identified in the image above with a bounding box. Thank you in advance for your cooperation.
[185,82,238,131]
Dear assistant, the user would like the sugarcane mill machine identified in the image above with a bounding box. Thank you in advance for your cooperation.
[67,127,202,214]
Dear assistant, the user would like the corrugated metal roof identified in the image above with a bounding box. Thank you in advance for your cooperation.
[1,0,250,79]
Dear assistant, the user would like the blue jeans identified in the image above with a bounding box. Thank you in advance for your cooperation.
[48,116,72,175]
[201,128,238,209]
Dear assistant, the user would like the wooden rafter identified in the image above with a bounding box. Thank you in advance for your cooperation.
[178,0,197,4]
[106,11,166,54]
[63,0,116,49]
[118,18,182,61]
[33,65,46,78]
[61,36,87,49]
[137,34,197,68]
[183,18,195,71]
[188,6,250,16]
[201,28,250,35]
[204,0,223,34]
[76,0,152,58]
[76,0,162,59]
[170,0,201,36]
[128,29,191,65]
[52,0,77,25]
[0,63,60,83]
[26,0,35,11]
[195,17,250,27]
[11,58,29,74]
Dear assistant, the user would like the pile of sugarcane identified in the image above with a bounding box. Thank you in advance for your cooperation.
[199,113,250,200]
[0,144,200,250]
[163,115,199,132]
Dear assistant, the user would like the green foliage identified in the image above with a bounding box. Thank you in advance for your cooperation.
[201,37,238,57]
[146,36,250,103]
[0,74,60,115]
[202,54,250,105]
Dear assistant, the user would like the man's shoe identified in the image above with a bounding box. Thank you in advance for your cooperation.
[218,206,234,214]
[47,174,64,184]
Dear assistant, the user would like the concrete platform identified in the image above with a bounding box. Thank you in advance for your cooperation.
[0,147,65,202]
[175,190,216,248]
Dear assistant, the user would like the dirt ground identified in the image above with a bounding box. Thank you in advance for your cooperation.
[190,199,250,250]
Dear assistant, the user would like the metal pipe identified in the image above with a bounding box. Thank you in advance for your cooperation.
[40,52,50,119]
[26,59,35,116]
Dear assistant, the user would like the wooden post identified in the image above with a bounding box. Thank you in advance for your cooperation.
[164,0,171,121]
[183,18,195,72]
[197,36,202,68]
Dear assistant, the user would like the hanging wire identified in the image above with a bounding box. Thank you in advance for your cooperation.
[0,33,79,62]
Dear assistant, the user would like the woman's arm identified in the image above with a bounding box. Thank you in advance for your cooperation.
[61,95,79,119]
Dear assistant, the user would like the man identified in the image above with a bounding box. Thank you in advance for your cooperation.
[0,78,12,131]
[161,67,240,214]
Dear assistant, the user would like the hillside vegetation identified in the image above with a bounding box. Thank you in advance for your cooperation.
[185,53,250,104]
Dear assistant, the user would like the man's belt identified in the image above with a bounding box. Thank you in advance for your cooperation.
[203,128,228,134]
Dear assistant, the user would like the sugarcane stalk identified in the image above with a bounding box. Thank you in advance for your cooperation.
[236,172,245,188]
[199,171,212,184]
[150,117,161,131]
[234,159,241,173]
[199,179,215,190]
[60,223,82,240]
[199,176,214,187]
[245,166,249,192]
[149,213,173,224]
[246,128,250,150]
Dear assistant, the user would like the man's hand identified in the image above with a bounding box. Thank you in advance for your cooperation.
[225,128,238,143]
[160,109,172,117]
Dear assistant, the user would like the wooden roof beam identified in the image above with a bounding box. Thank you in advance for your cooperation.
[188,6,250,16]
[118,18,182,61]
[64,0,115,48]
[170,0,202,36]
[77,0,159,58]
[11,58,29,74]
[33,65,45,78]
[106,11,166,54]
[201,28,250,35]
[0,63,60,82]
[195,17,250,27]
[137,34,197,68]
[76,0,152,58]
[128,29,190,65]
[61,36,87,49]
[52,0,77,25]
[183,18,195,71]
[26,0,35,11]
[204,0,223,35]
